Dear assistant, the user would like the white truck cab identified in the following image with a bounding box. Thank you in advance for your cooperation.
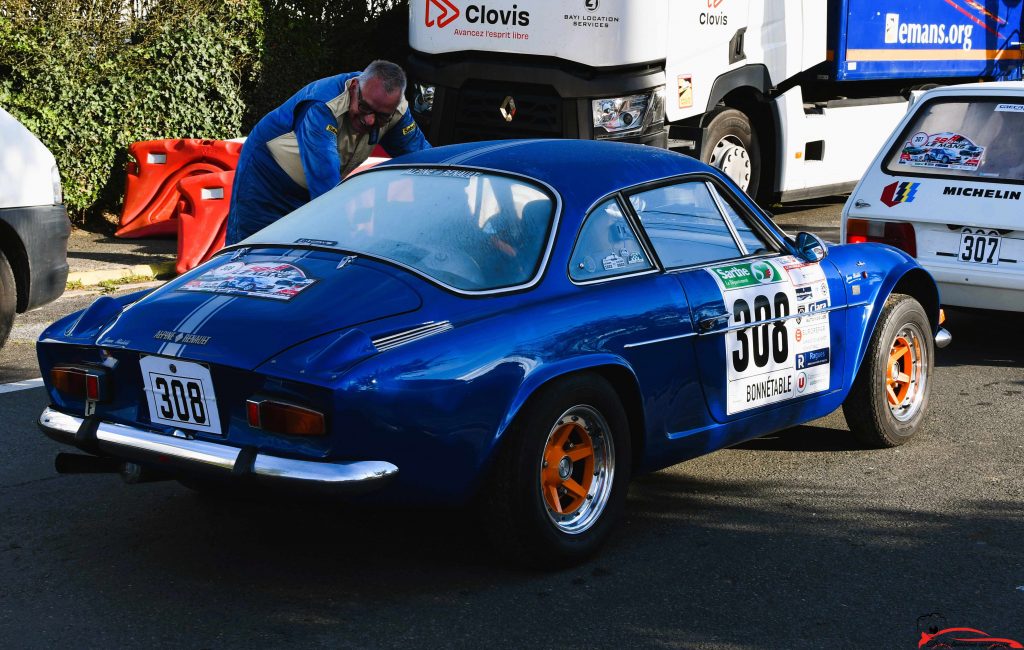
[0,107,70,347]
[408,0,1022,204]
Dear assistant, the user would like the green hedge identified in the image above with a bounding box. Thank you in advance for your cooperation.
[0,0,408,227]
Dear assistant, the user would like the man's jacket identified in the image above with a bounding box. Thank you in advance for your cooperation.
[227,71,430,243]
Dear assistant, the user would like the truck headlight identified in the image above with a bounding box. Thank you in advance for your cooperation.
[51,164,63,204]
[413,84,435,115]
[592,86,664,138]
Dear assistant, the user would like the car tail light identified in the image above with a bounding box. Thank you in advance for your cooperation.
[246,399,326,436]
[846,218,917,257]
[51,366,109,401]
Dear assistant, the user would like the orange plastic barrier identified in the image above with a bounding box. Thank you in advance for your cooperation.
[117,139,243,239]
[175,171,234,275]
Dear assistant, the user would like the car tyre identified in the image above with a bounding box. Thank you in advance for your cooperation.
[482,375,631,568]
[0,250,17,349]
[701,107,761,199]
[842,293,933,448]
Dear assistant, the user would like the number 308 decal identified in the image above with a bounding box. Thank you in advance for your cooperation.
[708,256,832,415]
[153,375,208,425]
[731,292,790,372]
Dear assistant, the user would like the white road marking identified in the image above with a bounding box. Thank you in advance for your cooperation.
[0,377,44,394]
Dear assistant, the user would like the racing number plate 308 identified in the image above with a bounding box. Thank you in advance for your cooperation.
[140,355,222,435]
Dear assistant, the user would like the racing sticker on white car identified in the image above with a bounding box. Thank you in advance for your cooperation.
[897,131,985,172]
[179,261,317,300]
[707,257,831,415]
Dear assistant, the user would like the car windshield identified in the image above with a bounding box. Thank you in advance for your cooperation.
[245,167,556,291]
[885,97,1024,182]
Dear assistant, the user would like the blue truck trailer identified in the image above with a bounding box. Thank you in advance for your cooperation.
[408,0,1023,202]
[832,0,1022,81]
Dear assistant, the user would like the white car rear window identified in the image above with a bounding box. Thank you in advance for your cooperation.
[885,98,1024,182]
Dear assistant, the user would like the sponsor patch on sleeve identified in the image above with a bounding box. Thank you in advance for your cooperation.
[402,123,416,136]
[326,124,339,134]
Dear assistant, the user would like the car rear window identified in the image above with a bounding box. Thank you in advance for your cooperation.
[246,167,556,292]
[885,97,1024,182]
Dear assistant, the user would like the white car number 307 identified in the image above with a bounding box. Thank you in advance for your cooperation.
[958,228,1002,265]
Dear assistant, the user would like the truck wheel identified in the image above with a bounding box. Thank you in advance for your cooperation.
[482,375,631,567]
[701,108,761,198]
[0,250,16,349]
[842,294,933,448]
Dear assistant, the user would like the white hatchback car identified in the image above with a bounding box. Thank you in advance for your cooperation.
[842,82,1024,313]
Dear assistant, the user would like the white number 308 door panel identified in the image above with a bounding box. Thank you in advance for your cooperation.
[707,256,832,415]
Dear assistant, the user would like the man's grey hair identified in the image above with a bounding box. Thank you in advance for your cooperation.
[359,60,407,96]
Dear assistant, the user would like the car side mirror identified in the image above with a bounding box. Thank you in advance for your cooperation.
[796,232,828,263]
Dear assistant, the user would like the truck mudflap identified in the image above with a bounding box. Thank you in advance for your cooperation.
[0,204,70,311]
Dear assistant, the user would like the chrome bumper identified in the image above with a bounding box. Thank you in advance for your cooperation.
[38,407,398,494]
[935,327,952,349]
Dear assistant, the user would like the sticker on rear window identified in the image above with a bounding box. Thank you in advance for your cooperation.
[995,103,1024,113]
[896,131,985,172]
[403,168,479,178]
[179,261,317,301]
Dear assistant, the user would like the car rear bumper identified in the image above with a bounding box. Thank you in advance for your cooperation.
[38,407,398,494]
[924,262,1024,312]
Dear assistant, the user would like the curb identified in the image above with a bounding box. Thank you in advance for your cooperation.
[67,261,178,287]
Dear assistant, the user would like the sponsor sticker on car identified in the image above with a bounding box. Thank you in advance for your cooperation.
[180,261,318,301]
[708,256,832,414]
[896,131,986,172]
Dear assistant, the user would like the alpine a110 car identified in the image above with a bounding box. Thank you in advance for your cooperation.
[37,139,950,566]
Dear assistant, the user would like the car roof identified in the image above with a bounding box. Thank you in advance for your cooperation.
[918,80,1024,97]
[378,139,716,206]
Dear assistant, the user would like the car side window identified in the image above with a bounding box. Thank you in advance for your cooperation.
[709,184,775,255]
[630,181,742,268]
[570,198,652,282]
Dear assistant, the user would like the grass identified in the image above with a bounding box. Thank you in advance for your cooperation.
[97,274,155,294]
[65,279,85,291]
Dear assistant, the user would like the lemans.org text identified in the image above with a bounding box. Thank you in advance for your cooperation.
[885,14,974,49]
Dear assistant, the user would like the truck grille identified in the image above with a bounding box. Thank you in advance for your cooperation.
[453,83,564,141]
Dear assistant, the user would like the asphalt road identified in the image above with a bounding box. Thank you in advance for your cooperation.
[1,203,1022,648]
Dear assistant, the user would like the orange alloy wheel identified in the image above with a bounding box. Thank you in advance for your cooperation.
[541,420,595,515]
[884,323,928,423]
[886,336,914,408]
[539,406,615,534]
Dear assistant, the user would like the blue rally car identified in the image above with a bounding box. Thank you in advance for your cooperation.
[37,140,950,566]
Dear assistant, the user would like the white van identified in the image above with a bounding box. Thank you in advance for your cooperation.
[0,107,70,347]
[841,82,1024,313]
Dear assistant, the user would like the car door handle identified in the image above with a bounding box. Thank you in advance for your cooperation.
[699,313,730,333]
[854,199,871,208]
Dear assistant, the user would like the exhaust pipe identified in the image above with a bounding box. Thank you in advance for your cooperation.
[120,462,171,484]
[54,454,171,484]
[55,452,122,474]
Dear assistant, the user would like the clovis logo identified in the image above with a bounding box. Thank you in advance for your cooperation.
[426,0,460,27]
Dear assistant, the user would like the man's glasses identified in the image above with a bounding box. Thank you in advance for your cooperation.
[354,82,395,126]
